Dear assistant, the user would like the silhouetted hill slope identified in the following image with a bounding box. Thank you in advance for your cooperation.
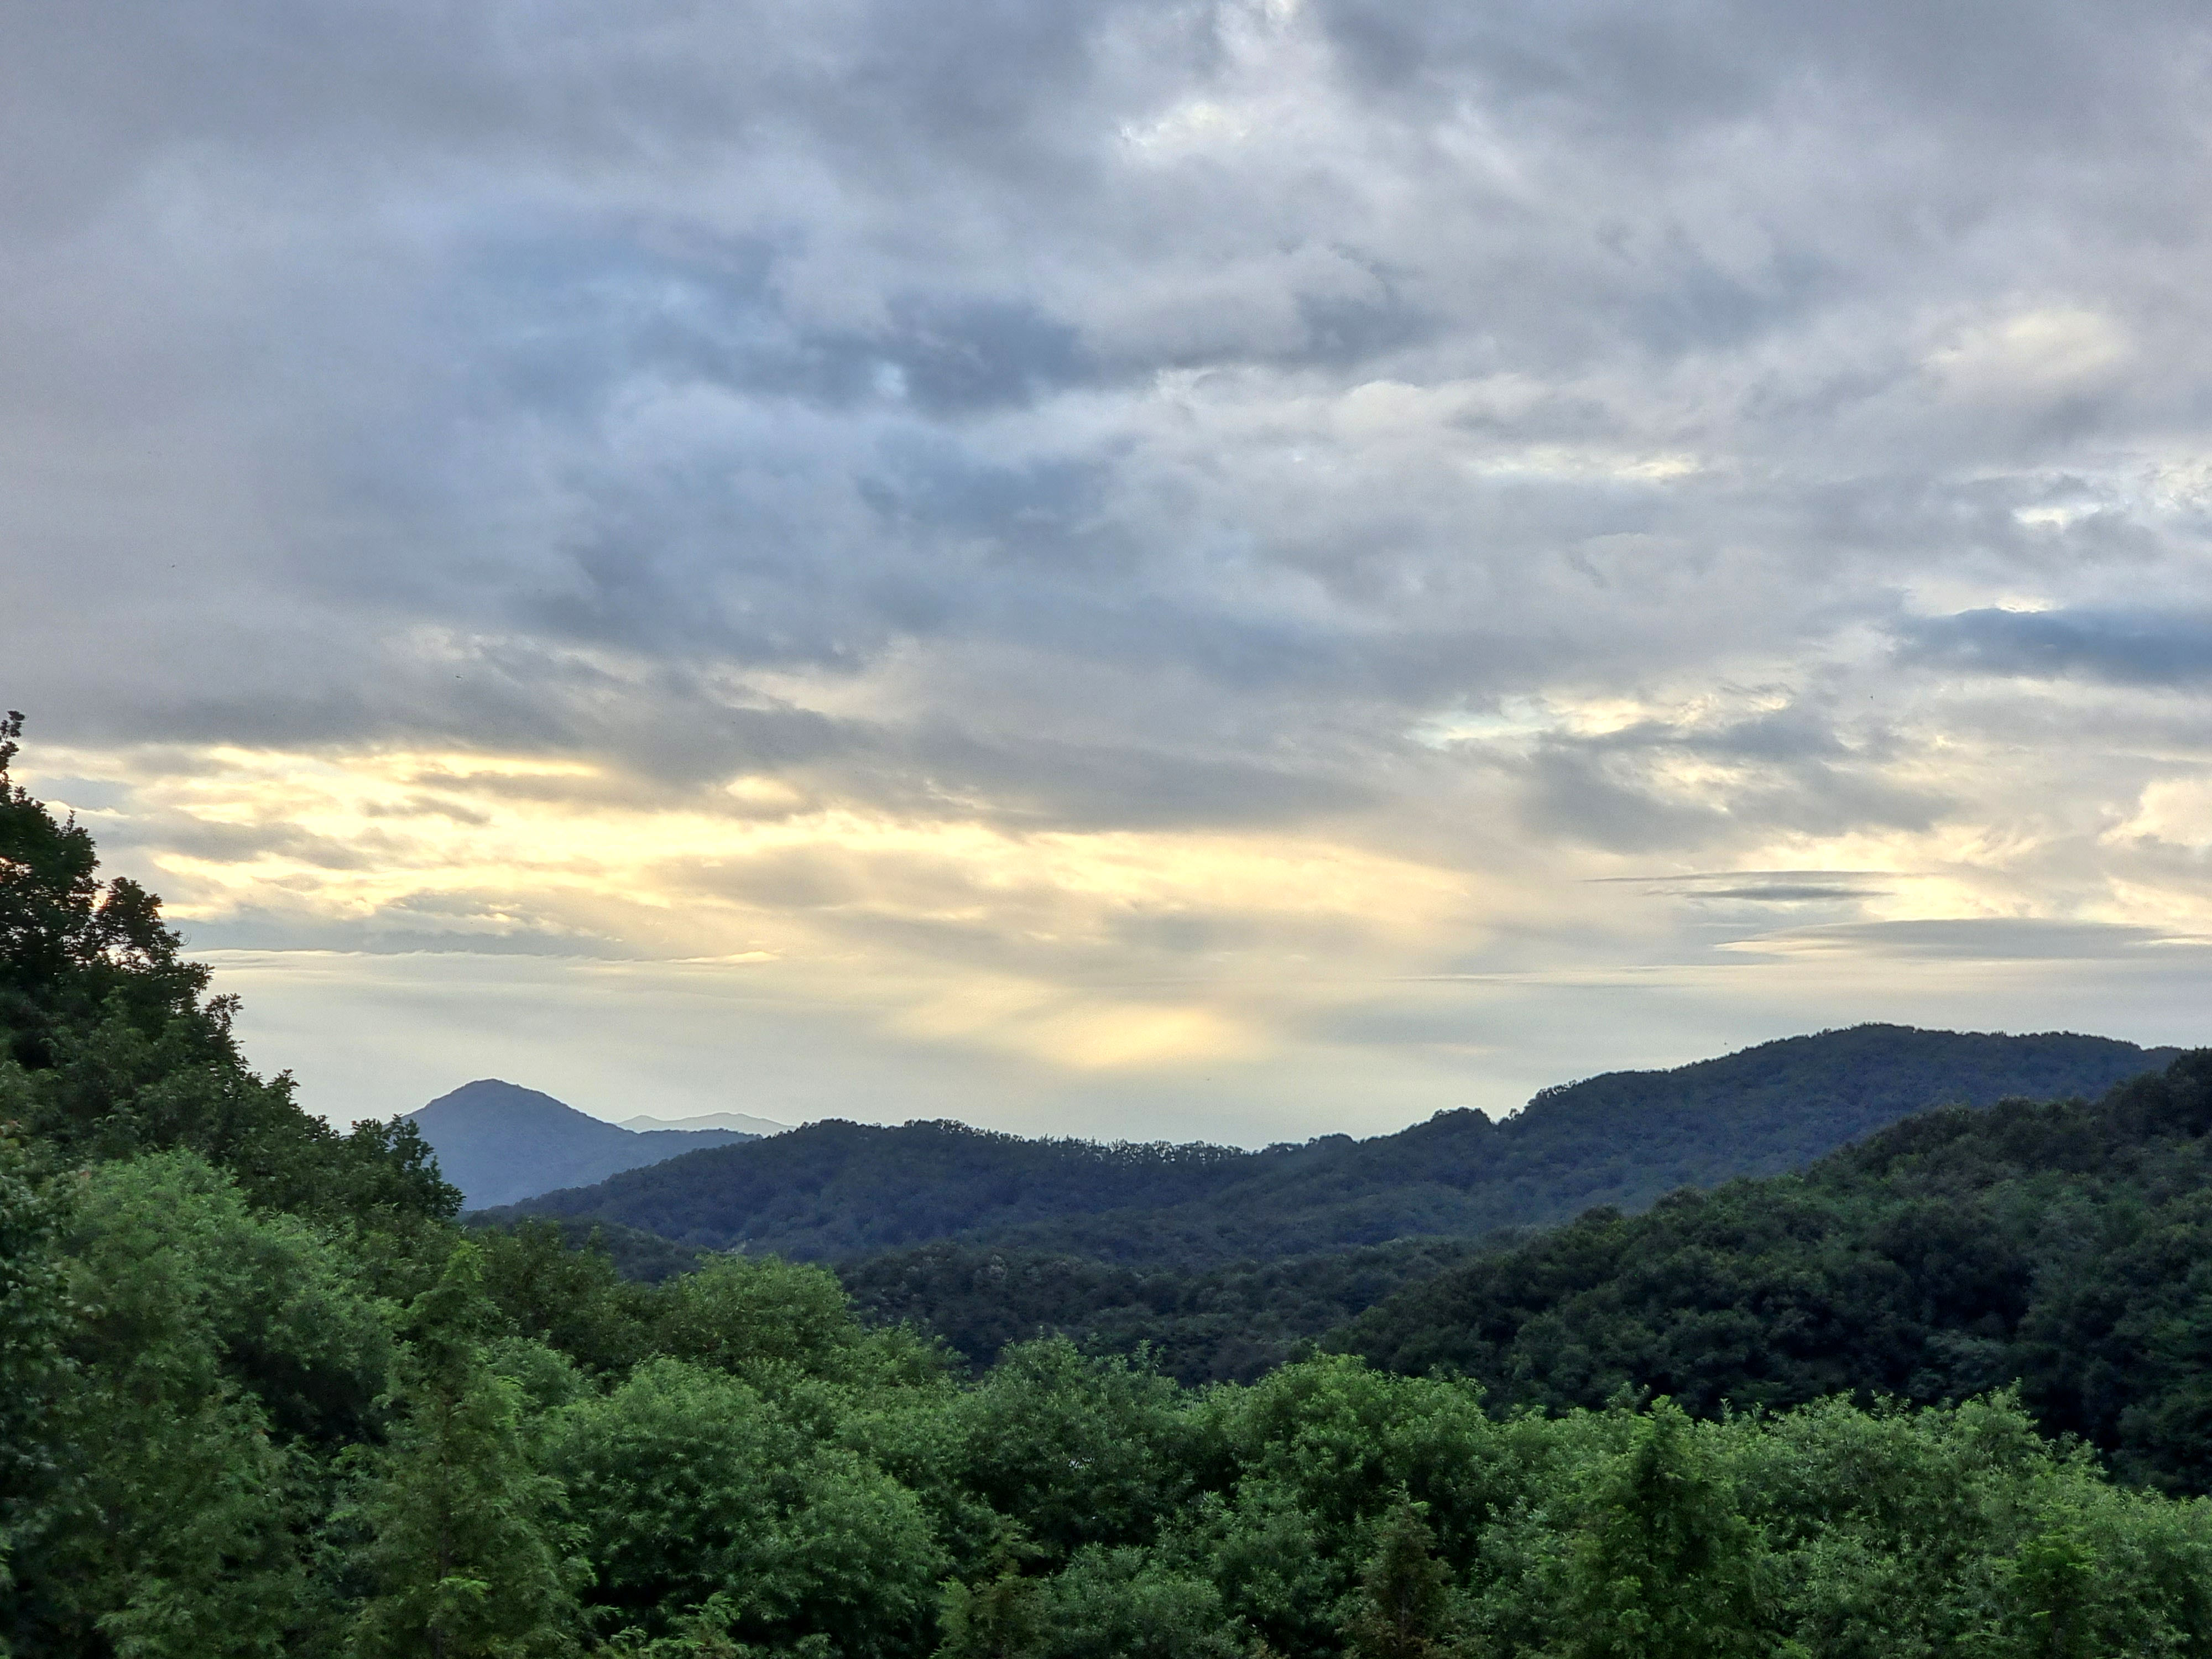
[505,1025,2172,1262]
[994,1024,2183,1262]
[406,1079,755,1208]
[1333,1048,2212,1491]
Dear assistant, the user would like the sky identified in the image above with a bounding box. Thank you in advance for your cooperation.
[8,0,2212,1142]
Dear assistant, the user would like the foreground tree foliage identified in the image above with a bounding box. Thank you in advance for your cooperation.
[3,721,2212,1655]
[347,1244,584,1659]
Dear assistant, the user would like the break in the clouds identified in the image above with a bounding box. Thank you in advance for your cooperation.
[8,0,2212,1138]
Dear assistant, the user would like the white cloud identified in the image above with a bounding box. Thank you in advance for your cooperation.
[1927,307,2132,400]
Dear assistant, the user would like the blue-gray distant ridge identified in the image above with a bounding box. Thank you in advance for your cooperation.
[405,1079,759,1209]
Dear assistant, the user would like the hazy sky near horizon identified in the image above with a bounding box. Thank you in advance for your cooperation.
[9,0,2212,1140]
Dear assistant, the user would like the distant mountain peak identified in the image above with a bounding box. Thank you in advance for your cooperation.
[404,1080,761,1209]
[620,1110,792,1136]
[410,1078,604,1124]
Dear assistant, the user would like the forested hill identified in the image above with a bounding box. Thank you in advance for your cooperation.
[502,1117,1267,1256]
[1335,1048,2212,1491]
[505,1025,2171,1262]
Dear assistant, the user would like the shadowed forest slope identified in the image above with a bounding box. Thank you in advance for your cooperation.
[1335,1050,2212,1491]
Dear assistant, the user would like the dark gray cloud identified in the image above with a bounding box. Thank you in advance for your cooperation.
[1684,884,1871,903]
[1311,0,2198,140]
[91,813,375,871]
[1509,701,1950,854]
[1733,919,2204,962]
[1593,871,1898,905]
[14,0,2198,752]
[1897,608,2212,687]
[1520,746,1736,854]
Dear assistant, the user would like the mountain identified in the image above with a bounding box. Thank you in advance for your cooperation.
[1332,1048,2212,1493]
[619,1111,792,1135]
[503,1025,2174,1263]
[405,1079,759,1208]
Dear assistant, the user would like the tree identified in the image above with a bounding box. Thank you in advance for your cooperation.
[1339,1498,1463,1659]
[1560,1402,1765,1659]
[951,1339,1194,1564]
[0,1127,70,1645]
[938,1547,1238,1659]
[0,714,458,1224]
[347,1244,581,1659]
[548,1356,943,1655]
[648,1254,863,1381]
[0,709,213,1070]
[936,1568,1046,1659]
[6,1151,378,1656]
[476,1219,651,1375]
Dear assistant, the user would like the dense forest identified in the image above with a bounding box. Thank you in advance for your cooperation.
[507,1026,2167,1264]
[838,1239,1492,1385]
[8,715,2212,1656]
[1336,1052,2212,1493]
[503,1117,1264,1257]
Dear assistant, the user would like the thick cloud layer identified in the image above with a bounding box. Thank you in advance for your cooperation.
[7,0,2211,1134]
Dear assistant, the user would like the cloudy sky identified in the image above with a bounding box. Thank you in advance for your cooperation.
[9,0,2212,1140]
